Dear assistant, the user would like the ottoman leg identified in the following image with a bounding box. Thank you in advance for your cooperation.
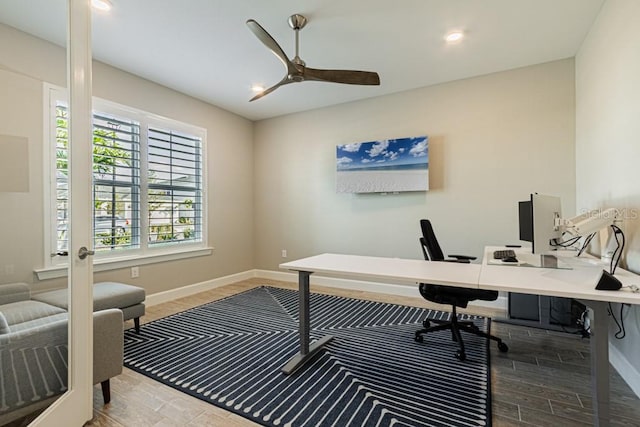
[101,380,111,404]
[134,317,140,334]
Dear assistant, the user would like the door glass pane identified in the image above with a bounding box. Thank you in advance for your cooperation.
[0,0,70,423]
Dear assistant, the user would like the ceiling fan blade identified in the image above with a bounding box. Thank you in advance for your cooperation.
[246,19,296,74]
[247,15,380,101]
[304,68,380,85]
[249,77,294,102]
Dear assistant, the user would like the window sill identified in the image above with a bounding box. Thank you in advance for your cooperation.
[34,246,214,281]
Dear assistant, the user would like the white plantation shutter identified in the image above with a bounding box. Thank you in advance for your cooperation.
[55,104,141,253]
[54,104,70,252]
[91,111,141,252]
[147,127,202,245]
[52,97,204,261]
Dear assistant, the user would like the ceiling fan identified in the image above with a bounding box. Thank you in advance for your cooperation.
[246,14,381,102]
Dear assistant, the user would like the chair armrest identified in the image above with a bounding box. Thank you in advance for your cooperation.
[93,309,123,385]
[448,255,477,261]
[0,283,31,305]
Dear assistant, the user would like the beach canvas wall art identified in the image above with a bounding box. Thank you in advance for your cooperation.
[336,136,429,193]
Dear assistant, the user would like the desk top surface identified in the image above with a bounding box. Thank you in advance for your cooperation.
[280,250,640,305]
[280,253,480,287]
[480,246,640,304]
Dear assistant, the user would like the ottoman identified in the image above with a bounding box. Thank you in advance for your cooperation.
[32,282,145,333]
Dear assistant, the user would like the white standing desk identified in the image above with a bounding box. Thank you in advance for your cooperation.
[280,250,640,427]
[278,253,480,375]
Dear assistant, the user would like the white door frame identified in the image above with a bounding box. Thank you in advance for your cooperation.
[32,0,95,424]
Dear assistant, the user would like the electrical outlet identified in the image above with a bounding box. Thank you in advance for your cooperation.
[281,249,287,258]
[3,264,14,275]
[131,266,139,278]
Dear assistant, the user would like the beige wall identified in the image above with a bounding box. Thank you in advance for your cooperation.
[0,68,46,285]
[254,59,577,271]
[0,24,254,294]
[576,0,640,383]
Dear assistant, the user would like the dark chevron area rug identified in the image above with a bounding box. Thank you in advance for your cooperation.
[123,286,492,426]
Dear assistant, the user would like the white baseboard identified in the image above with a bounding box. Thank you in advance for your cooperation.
[145,270,255,306]
[254,269,508,311]
[255,269,422,297]
[609,342,640,398]
[147,267,508,311]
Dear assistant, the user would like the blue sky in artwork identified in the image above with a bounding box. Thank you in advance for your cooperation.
[336,136,428,170]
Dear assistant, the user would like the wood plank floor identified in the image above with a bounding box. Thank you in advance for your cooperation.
[10,277,640,426]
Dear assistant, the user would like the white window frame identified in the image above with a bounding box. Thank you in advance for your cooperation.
[39,84,211,280]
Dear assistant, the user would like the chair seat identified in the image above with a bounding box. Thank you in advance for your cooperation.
[419,283,498,308]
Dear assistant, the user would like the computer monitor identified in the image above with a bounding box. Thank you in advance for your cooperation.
[518,200,533,242]
[518,194,562,254]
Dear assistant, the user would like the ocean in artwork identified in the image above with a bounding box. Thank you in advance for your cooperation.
[336,136,428,193]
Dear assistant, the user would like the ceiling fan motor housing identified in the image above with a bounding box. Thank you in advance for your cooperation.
[288,14,307,30]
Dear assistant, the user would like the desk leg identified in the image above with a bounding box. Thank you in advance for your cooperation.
[282,271,333,375]
[589,301,610,427]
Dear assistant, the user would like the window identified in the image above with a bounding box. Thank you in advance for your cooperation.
[147,128,202,246]
[47,86,206,269]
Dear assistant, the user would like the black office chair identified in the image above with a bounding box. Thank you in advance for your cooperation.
[415,219,508,361]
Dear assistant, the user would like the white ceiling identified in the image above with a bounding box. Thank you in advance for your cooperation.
[0,0,604,121]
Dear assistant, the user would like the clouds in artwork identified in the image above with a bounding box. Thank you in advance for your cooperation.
[409,140,428,157]
[385,151,399,161]
[337,156,353,165]
[366,140,390,158]
[340,143,362,153]
[336,136,428,170]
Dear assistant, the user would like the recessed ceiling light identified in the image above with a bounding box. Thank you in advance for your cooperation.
[445,31,464,43]
[91,0,112,12]
[251,85,265,93]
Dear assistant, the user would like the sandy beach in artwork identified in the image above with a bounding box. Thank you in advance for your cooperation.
[336,169,429,193]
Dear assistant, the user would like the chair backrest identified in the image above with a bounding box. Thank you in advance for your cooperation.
[420,219,445,261]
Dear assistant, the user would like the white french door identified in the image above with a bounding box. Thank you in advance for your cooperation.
[32,0,95,425]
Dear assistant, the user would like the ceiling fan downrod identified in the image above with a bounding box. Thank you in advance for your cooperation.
[288,14,307,67]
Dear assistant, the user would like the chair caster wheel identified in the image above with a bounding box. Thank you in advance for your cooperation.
[414,334,424,343]
[498,342,509,353]
[455,350,466,361]
[422,319,430,328]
